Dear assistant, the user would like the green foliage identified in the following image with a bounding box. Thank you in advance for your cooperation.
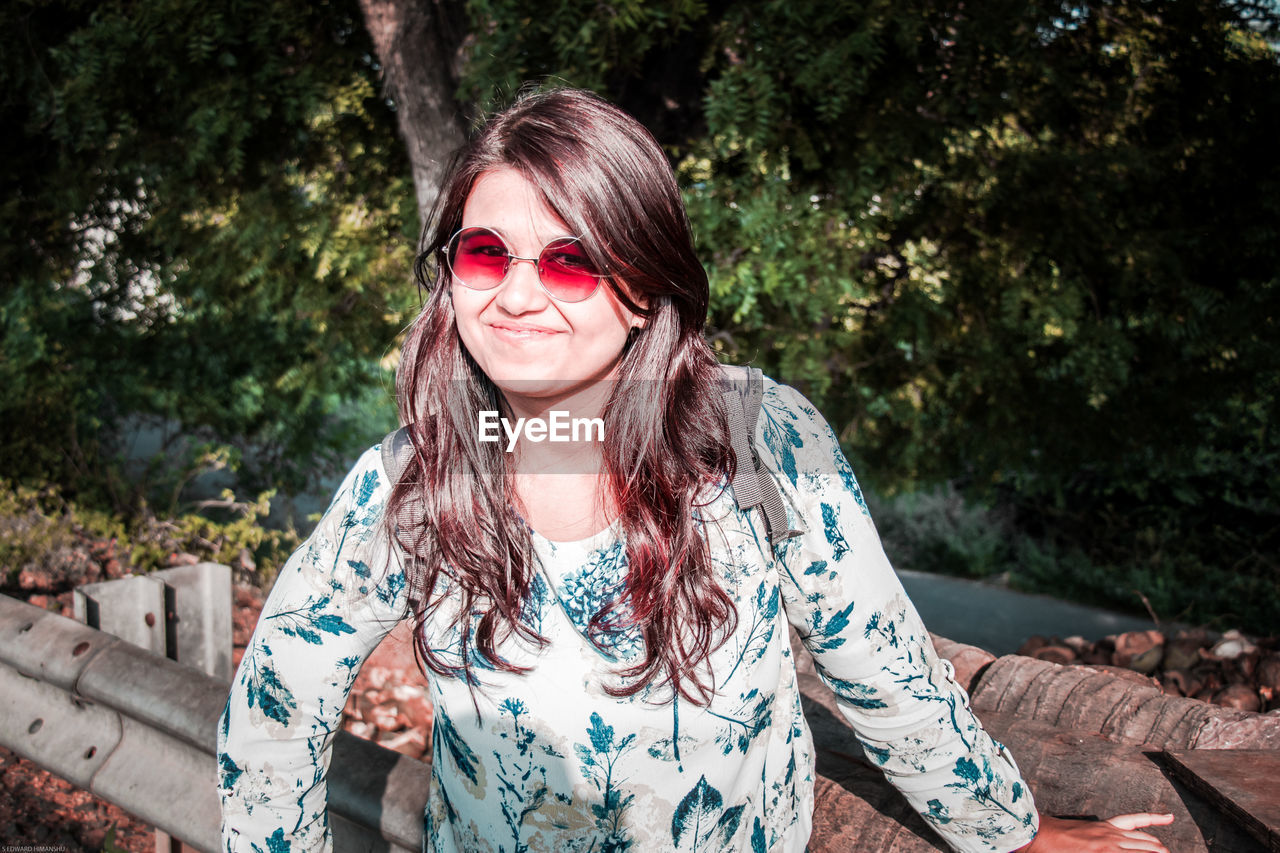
[1,476,298,588]
[868,485,1015,581]
[871,484,1279,634]
[463,0,709,114]
[1,0,414,507]
[3,0,1277,629]
[462,0,1280,629]
[1012,531,1280,634]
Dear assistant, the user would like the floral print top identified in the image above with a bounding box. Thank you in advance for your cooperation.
[218,379,1039,853]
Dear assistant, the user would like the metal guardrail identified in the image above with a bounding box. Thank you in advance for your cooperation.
[0,588,429,852]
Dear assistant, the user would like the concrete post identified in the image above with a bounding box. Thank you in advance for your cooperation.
[74,564,232,852]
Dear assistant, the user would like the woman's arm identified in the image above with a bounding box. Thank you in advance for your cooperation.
[217,446,409,852]
[758,382,1037,853]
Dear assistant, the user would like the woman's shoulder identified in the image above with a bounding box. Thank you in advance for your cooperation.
[759,374,822,424]
[311,442,395,528]
[757,374,839,458]
[346,442,395,497]
[753,375,867,509]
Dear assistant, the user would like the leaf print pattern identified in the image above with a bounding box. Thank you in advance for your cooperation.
[435,706,482,789]
[553,543,642,661]
[494,699,559,853]
[759,402,802,488]
[265,595,356,645]
[574,712,637,852]
[709,688,774,755]
[819,502,850,560]
[671,775,747,851]
[242,649,297,726]
[800,598,856,654]
[220,387,1039,853]
[722,581,779,684]
[942,755,1037,842]
[671,775,720,849]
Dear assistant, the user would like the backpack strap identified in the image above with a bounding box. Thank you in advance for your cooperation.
[718,365,803,552]
[380,424,414,485]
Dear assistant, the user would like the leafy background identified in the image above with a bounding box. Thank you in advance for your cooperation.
[3,0,1277,632]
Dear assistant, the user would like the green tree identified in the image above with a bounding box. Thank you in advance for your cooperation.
[456,0,1280,627]
[2,0,417,505]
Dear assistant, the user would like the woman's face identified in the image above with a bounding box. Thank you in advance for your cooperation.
[452,167,644,401]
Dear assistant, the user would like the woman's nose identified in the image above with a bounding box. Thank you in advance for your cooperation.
[494,256,549,315]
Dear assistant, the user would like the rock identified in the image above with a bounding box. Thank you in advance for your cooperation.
[1162,638,1202,672]
[369,705,400,733]
[1112,630,1164,673]
[1210,629,1255,660]
[234,583,262,608]
[1160,669,1192,697]
[1017,635,1049,657]
[1234,649,1260,680]
[17,568,52,592]
[1195,711,1280,749]
[346,720,375,740]
[1082,637,1115,666]
[377,728,427,758]
[167,552,199,567]
[930,634,996,694]
[1257,654,1280,694]
[391,685,434,731]
[1062,635,1090,655]
[1212,684,1262,712]
[363,666,392,691]
[1033,645,1077,665]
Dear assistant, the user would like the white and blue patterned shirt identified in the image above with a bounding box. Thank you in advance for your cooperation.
[218,379,1039,853]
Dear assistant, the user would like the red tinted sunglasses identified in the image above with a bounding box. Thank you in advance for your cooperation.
[444,226,606,303]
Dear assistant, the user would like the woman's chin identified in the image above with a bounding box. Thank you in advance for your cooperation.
[485,369,624,405]
[488,374,584,399]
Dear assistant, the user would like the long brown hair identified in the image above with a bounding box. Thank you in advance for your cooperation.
[387,87,738,704]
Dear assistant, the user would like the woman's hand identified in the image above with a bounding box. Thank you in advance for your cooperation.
[1015,813,1175,852]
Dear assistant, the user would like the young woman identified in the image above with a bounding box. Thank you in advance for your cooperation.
[218,87,1173,853]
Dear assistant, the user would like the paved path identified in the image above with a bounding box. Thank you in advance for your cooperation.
[896,569,1160,655]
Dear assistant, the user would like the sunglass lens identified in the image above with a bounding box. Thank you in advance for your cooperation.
[538,238,601,302]
[450,228,510,289]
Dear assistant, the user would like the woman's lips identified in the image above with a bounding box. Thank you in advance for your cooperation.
[487,322,562,343]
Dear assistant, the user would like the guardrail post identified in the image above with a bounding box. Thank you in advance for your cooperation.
[74,563,232,852]
[151,563,233,682]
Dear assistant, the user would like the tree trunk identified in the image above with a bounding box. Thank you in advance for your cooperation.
[968,654,1280,750]
[357,0,467,229]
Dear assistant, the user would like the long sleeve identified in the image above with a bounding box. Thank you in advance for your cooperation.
[217,446,409,853]
[758,382,1039,853]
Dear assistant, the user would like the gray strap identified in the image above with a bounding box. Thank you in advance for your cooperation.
[723,385,764,508]
[720,366,804,549]
[380,426,414,484]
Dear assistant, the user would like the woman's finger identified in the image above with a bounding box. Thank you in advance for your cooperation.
[1106,812,1175,831]
[1117,829,1162,843]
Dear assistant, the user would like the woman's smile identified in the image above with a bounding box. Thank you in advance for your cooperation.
[485,320,564,343]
